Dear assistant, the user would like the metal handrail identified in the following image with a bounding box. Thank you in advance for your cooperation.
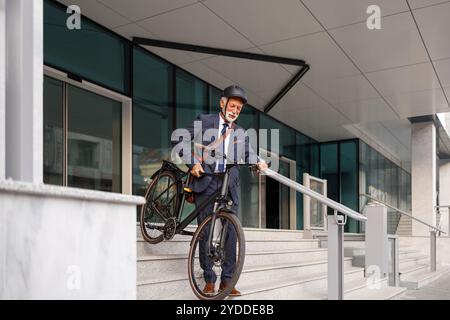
[265,168,366,222]
[361,193,446,235]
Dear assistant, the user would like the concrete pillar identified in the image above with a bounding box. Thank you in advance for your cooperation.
[365,204,388,277]
[5,0,43,183]
[0,0,5,180]
[411,122,436,236]
[439,160,450,234]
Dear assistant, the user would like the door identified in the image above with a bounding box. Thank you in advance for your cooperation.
[260,155,296,230]
[43,74,127,193]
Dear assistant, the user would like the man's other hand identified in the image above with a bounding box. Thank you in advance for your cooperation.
[191,163,205,178]
[257,162,268,172]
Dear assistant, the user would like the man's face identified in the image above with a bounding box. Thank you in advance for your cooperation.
[220,97,244,122]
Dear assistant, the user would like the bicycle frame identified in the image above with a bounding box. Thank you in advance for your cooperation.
[175,169,233,254]
[149,165,235,252]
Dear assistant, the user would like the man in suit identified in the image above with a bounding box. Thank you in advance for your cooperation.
[175,85,267,296]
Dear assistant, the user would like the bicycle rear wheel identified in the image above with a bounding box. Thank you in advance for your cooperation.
[140,171,180,244]
[188,211,245,300]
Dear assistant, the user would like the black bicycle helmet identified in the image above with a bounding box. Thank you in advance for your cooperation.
[222,85,248,104]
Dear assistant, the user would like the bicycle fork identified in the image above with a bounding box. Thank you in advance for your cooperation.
[206,172,230,258]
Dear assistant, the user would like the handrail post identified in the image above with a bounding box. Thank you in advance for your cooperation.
[430,230,437,272]
[328,211,345,300]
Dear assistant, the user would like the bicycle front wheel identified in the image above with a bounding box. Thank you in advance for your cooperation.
[188,211,245,300]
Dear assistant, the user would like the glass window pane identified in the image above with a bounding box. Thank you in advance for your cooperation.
[67,85,122,192]
[320,143,339,215]
[176,69,207,129]
[209,86,222,114]
[260,114,296,159]
[340,141,358,233]
[43,76,64,186]
[44,0,128,93]
[133,47,173,196]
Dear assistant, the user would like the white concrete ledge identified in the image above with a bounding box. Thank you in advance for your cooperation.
[0,179,145,205]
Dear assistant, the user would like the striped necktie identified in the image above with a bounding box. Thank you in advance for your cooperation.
[217,123,229,172]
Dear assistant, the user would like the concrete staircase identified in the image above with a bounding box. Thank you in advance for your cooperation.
[137,226,405,300]
[396,215,412,236]
[398,245,449,289]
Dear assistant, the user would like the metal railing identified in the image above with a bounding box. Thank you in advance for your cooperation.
[435,205,450,235]
[361,193,446,273]
[264,168,367,300]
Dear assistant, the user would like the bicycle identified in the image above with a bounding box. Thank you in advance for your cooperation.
[139,159,259,300]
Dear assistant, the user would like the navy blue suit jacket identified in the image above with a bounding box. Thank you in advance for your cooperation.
[175,113,259,205]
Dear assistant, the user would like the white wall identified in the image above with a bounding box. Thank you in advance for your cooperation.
[0,181,145,299]
[0,0,5,180]
[439,160,450,234]
[5,0,43,183]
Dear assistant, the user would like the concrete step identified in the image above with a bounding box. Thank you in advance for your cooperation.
[137,267,364,300]
[344,285,407,300]
[137,238,320,257]
[138,248,332,282]
[400,264,428,278]
[399,256,429,270]
[234,267,367,300]
[137,225,306,241]
[400,266,450,289]
[399,249,422,259]
[137,258,355,299]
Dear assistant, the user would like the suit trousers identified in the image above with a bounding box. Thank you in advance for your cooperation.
[194,175,239,284]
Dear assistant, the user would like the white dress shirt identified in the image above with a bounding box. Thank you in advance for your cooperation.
[215,114,231,172]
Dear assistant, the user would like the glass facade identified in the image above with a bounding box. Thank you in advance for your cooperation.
[43,0,412,233]
[320,140,359,233]
[43,76,122,192]
[43,76,64,186]
[44,0,130,94]
[132,47,173,196]
[359,141,411,234]
[67,85,122,192]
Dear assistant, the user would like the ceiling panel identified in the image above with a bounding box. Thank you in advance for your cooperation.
[385,88,450,117]
[270,103,352,131]
[176,61,233,91]
[302,0,408,30]
[137,3,254,50]
[334,98,399,123]
[408,0,450,9]
[303,125,356,142]
[258,83,330,111]
[413,2,450,61]
[434,58,450,87]
[113,22,154,40]
[201,55,292,95]
[259,32,360,86]
[58,0,131,29]
[329,12,429,72]
[308,74,380,105]
[97,0,197,22]
[366,62,441,97]
[202,0,323,46]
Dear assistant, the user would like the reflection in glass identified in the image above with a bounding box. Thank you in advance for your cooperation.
[176,69,207,129]
[132,47,173,197]
[43,76,64,185]
[67,85,122,192]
